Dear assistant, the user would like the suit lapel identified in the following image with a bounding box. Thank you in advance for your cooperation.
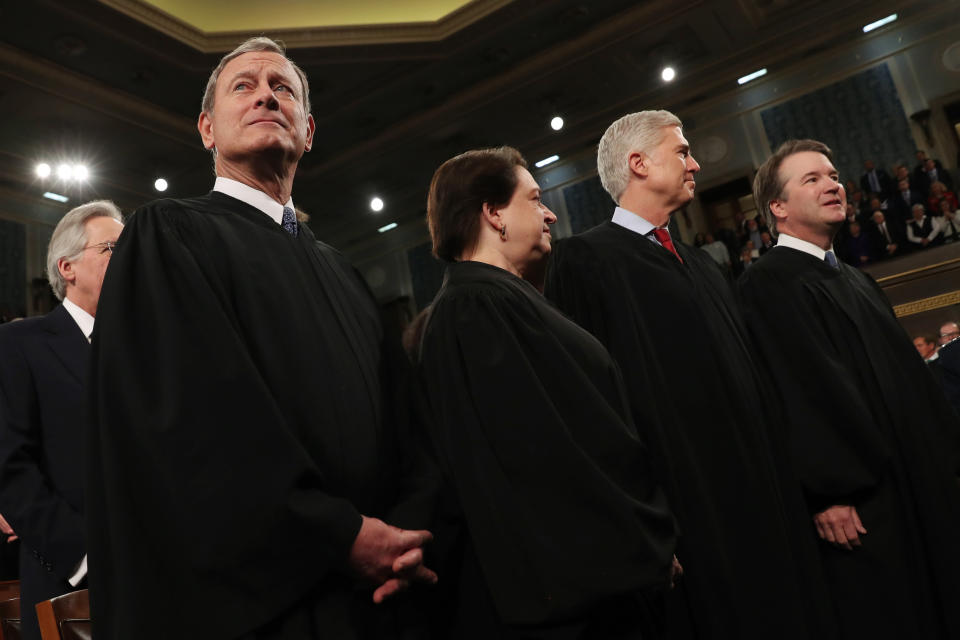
[43,305,90,385]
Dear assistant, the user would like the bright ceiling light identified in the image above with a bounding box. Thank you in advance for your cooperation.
[73,165,88,181]
[737,68,768,85]
[378,222,398,233]
[154,178,168,192]
[550,116,564,131]
[370,197,384,212]
[57,164,73,180]
[863,14,897,33]
[661,66,676,82]
[535,155,559,168]
[43,192,69,203]
[35,163,51,178]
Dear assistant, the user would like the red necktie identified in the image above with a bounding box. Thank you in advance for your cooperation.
[652,228,683,263]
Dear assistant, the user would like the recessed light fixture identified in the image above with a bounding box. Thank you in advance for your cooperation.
[378,222,398,233]
[535,155,559,168]
[57,164,73,180]
[35,163,51,178]
[370,197,384,212]
[154,178,168,192]
[863,13,897,33]
[73,165,89,181]
[661,66,676,82]
[43,191,69,203]
[550,116,564,131]
[737,68,768,85]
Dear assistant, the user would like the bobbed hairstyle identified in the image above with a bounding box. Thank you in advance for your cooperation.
[46,200,123,301]
[427,146,527,262]
[752,139,833,237]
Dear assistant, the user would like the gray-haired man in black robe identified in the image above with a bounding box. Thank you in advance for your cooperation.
[86,37,437,640]
[739,139,960,640]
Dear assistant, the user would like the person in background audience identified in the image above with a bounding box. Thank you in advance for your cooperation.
[869,211,904,259]
[849,189,867,216]
[928,181,958,216]
[85,37,436,640]
[907,203,942,249]
[860,160,894,199]
[917,155,952,196]
[700,232,731,270]
[546,109,834,640]
[938,199,960,243]
[758,230,775,255]
[843,220,874,265]
[740,138,960,640]
[745,217,765,249]
[0,201,123,640]
[915,334,940,362]
[892,178,923,223]
[940,321,960,348]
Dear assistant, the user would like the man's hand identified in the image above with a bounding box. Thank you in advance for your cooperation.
[887,243,898,254]
[0,513,17,543]
[669,554,683,589]
[813,505,867,551]
[348,516,437,603]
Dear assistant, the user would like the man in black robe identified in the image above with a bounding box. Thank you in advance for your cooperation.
[86,37,436,640]
[739,139,960,640]
[546,110,833,639]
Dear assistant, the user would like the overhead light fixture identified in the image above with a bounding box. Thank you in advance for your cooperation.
[661,66,676,82]
[550,116,564,131]
[535,155,559,168]
[57,164,73,180]
[862,13,897,33]
[43,191,69,203]
[737,68,768,85]
[35,163,51,178]
[73,165,88,181]
[370,197,384,212]
[378,222,398,233]
[154,178,168,192]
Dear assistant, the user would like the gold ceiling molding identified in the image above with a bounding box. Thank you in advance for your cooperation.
[96,0,514,52]
[893,290,960,318]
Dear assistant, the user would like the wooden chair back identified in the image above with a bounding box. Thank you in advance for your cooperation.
[0,596,21,640]
[35,590,90,640]
[0,583,18,604]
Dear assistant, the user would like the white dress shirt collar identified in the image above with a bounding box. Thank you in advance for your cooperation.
[611,206,658,236]
[213,177,294,225]
[62,297,94,343]
[776,233,829,260]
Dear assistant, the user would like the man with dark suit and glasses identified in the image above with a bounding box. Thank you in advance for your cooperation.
[0,200,123,640]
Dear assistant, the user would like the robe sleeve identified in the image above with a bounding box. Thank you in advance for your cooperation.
[86,202,362,635]
[418,283,675,626]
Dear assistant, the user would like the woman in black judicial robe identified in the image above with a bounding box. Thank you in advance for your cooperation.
[413,147,677,638]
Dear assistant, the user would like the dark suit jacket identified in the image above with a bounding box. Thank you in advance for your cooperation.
[860,168,894,197]
[940,340,960,418]
[0,304,88,640]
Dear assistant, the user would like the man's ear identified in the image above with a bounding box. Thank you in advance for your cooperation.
[198,111,215,150]
[769,198,788,224]
[303,114,316,152]
[58,257,77,287]
[628,151,649,178]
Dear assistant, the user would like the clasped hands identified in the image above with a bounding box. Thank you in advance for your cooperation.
[813,504,867,551]
[348,515,437,604]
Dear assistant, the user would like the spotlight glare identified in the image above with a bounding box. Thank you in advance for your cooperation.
[43,191,69,203]
[370,197,384,212]
[661,66,676,82]
[57,164,73,180]
[550,116,564,131]
[862,13,897,33]
[154,178,168,192]
[737,68,768,85]
[35,163,51,178]
[378,222,398,233]
[535,155,559,168]
[73,165,88,181]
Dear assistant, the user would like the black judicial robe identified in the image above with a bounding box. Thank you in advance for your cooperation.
[86,192,431,639]
[415,261,676,638]
[738,246,960,640]
[546,222,832,640]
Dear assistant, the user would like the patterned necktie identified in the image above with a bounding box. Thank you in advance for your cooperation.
[652,228,683,263]
[824,250,840,270]
[281,206,298,237]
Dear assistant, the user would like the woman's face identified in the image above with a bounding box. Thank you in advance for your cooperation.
[498,166,557,265]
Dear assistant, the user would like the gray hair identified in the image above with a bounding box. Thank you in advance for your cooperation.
[597,110,682,204]
[201,37,311,117]
[46,200,123,301]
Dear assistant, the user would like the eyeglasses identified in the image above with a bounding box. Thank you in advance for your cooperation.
[940,330,960,339]
[84,241,117,255]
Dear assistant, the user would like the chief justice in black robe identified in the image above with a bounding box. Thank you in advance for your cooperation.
[739,139,960,640]
[414,147,677,638]
[546,111,833,639]
[86,38,436,639]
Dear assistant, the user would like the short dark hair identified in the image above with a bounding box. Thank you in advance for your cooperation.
[917,334,937,346]
[427,146,527,262]
[753,139,833,236]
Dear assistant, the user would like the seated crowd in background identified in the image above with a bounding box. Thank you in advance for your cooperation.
[695,149,960,272]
